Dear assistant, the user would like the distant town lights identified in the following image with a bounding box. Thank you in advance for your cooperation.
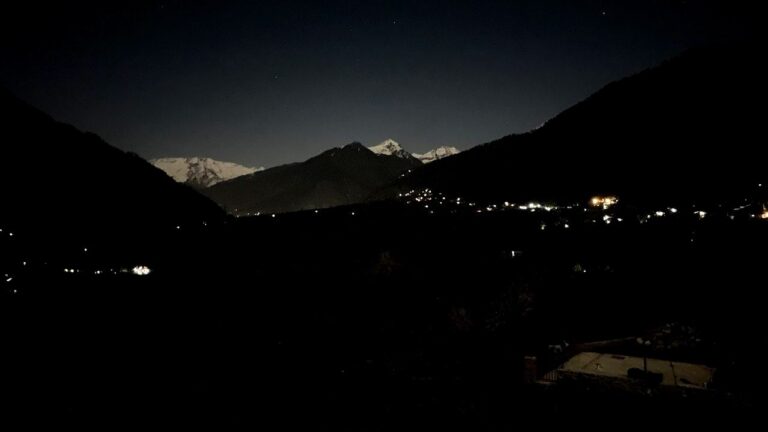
[132,266,151,276]
[589,196,618,210]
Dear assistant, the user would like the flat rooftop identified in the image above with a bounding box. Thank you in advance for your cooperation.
[558,352,714,390]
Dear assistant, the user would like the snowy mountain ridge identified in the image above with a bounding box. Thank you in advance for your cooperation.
[151,157,263,188]
[367,139,460,164]
[412,146,461,163]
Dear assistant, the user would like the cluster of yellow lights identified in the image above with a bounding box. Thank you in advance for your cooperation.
[589,196,618,209]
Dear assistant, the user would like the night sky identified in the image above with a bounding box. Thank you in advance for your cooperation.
[1,1,757,168]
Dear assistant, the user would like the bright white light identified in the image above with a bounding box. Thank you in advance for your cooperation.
[504,202,510,207]
[655,211,665,217]
[176,226,181,230]
[695,211,707,219]
[669,208,678,213]
[83,248,88,252]
[132,266,151,276]
[22,261,27,266]
[271,214,276,218]
[351,212,356,216]
[564,224,570,229]
[5,277,12,282]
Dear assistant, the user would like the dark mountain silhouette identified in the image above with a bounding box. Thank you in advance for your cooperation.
[0,88,224,241]
[383,42,766,205]
[205,142,421,214]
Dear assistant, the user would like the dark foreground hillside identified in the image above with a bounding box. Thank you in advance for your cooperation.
[385,42,767,206]
[0,88,224,244]
[3,198,765,427]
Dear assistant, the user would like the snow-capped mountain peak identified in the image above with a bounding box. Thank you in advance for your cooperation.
[368,139,410,158]
[412,146,461,164]
[368,139,460,163]
[151,157,263,188]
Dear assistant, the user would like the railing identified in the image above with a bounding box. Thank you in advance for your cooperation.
[541,369,559,382]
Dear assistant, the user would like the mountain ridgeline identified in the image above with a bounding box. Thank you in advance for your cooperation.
[369,139,460,164]
[383,43,767,206]
[151,157,264,188]
[204,143,421,214]
[3,42,761,227]
[0,88,224,241]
